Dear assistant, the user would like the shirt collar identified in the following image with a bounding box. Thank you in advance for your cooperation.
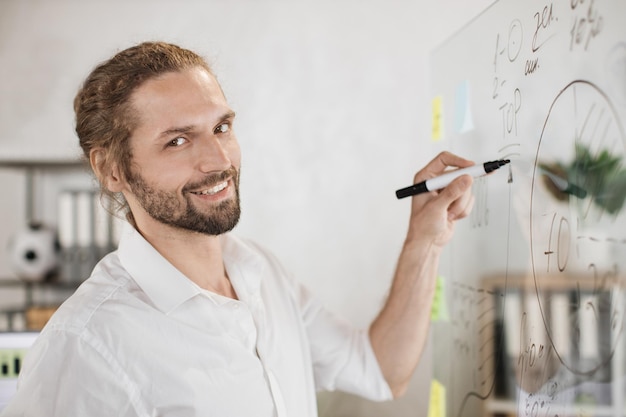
[117,222,266,314]
[222,234,266,303]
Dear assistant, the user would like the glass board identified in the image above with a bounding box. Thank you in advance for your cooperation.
[430,0,626,416]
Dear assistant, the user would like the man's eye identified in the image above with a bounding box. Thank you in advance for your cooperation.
[215,123,230,134]
[168,137,187,147]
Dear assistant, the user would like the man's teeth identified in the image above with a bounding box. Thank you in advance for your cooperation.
[194,181,228,195]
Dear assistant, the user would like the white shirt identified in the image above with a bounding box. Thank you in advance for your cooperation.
[3,225,391,416]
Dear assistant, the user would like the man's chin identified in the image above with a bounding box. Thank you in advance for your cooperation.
[176,207,241,236]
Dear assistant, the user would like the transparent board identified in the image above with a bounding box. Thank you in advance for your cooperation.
[430,0,626,416]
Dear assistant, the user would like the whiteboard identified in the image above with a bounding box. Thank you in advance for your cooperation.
[430,0,626,416]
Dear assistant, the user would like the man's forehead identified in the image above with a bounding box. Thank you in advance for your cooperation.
[129,68,228,117]
[128,68,232,134]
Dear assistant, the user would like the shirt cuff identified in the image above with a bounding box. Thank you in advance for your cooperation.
[334,328,393,402]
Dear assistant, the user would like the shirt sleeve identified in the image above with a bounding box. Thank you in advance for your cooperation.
[2,327,148,417]
[296,283,393,401]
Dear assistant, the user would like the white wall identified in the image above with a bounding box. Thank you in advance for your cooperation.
[0,0,493,415]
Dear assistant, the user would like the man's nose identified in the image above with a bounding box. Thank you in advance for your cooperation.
[197,135,231,173]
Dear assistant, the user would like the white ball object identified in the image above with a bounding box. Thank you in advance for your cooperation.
[7,224,59,282]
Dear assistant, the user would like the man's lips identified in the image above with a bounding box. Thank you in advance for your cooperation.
[190,180,229,196]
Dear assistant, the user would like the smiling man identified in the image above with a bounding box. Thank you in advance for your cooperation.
[2,42,474,417]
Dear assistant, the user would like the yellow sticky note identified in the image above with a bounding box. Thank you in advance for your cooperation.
[430,275,448,321]
[428,379,446,417]
[431,95,444,141]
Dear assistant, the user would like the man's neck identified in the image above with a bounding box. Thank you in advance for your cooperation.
[134,219,237,299]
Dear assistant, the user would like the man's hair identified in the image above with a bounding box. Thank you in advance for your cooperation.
[74,41,214,217]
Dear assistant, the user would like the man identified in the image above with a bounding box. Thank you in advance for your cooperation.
[3,42,474,416]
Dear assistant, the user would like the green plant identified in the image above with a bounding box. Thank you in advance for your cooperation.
[539,143,626,215]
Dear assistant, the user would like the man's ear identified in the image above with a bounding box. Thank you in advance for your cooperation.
[90,148,125,193]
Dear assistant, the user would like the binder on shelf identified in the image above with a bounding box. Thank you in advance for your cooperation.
[76,191,98,280]
[57,190,79,284]
[57,189,121,284]
[550,292,571,358]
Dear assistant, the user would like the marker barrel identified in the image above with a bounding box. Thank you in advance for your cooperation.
[395,159,509,199]
[425,165,487,192]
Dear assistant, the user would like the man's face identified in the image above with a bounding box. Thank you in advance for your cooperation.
[121,67,241,235]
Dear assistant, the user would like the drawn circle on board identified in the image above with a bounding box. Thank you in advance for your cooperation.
[529,80,626,376]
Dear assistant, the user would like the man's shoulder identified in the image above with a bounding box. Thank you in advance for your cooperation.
[44,251,148,335]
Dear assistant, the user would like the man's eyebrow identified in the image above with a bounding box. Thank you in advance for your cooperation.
[157,111,236,139]
[158,125,194,138]
[220,110,237,122]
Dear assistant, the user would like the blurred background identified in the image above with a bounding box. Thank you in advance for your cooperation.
[0,1,493,415]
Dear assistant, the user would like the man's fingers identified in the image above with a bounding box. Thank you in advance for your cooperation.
[413,151,475,184]
[434,175,474,220]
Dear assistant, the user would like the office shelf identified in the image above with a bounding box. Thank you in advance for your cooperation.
[0,154,96,331]
[480,273,626,417]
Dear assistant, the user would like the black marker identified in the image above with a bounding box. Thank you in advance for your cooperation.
[396,159,510,199]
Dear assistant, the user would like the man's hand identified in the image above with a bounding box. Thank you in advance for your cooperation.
[406,151,475,247]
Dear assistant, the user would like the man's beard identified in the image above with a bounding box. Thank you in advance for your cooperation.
[126,166,241,236]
